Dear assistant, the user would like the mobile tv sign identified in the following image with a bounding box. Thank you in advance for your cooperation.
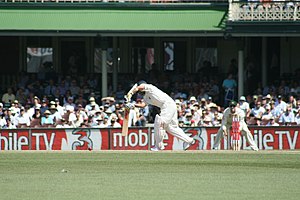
[0,127,299,150]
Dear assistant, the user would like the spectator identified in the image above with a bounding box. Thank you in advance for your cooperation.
[2,87,15,106]
[238,96,250,118]
[275,95,287,114]
[15,107,30,128]
[261,104,274,125]
[206,96,217,109]
[264,94,272,105]
[292,99,300,114]
[266,116,279,126]
[183,112,194,127]
[295,108,300,125]
[199,98,207,110]
[212,110,222,126]
[202,115,213,127]
[11,100,21,115]
[250,101,265,119]
[30,105,42,128]
[49,104,62,124]
[76,104,88,122]
[2,118,16,129]
[85,96,100,114]
[100,115,110,127]
[190,105,201,125]
[55,98,65,117]
[287,94,297,109]
[91,116,104,128]
[56,118,71,128]
[189,96,197,105]
[73,110,84,128]
[270,100,281,121]
[66,107,77,127]
[222,73,237,107]
[63,96,76,112]
[108,115,121,128]
[5,108,17,126]
[278,104,295,125]
[249,95,258,109]
[40,99,49,115]
[32,105,42,120]
[135,100,148,127]
[41,110,54,127]
[0,109,7,128]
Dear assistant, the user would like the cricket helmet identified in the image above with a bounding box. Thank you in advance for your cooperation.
[229,100,237,107]
[137,80,147,86]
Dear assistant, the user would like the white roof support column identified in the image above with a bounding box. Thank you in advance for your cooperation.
[238,50,244,98]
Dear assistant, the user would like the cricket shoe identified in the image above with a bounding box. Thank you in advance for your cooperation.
[150,146,161,151]
[183,139,195,151]
[252,147,259,151]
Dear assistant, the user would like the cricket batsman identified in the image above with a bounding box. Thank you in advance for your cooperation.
[213,100,259,151]
[124,80,195,151]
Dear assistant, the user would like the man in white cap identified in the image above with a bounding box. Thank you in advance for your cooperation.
[189,96,197,105]
[124,80,195,151]
[238,96,250,118]
[63,96,76,112]
[213,101,258,151]
[15,107,30,128]
[85,96,100,113]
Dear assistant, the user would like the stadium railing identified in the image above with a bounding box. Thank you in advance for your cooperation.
[229,0,300,21]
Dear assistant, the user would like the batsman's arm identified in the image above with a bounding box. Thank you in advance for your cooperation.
[126,83,146,100]
[125,83,138,101]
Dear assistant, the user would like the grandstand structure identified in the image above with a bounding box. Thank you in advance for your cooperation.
[0,0,300,97]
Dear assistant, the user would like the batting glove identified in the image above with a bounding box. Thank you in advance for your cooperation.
[125,103,135,110]
[124,95,130,103]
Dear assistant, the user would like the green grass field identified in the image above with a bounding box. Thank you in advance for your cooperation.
[0,151,300,200]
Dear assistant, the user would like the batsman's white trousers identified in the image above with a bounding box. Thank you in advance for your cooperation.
[213,122,258,150]
[154,101,193,149]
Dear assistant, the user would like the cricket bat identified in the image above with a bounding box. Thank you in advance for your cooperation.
[122,84,138,136]
[122,107,130,136]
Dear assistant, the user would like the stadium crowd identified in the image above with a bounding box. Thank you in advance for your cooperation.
[0,70,300,129]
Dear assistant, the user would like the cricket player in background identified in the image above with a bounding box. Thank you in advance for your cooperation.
[124,80,195,151]
[213,100,259,151]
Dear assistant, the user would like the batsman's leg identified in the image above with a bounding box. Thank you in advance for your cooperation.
[213,126,225,149]
[153,114,165,150]
[164,120,193,144]
[240,122,258,151]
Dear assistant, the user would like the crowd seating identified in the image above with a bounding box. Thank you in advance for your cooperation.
[0,71,299,129]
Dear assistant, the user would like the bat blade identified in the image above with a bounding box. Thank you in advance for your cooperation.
[122,108,130,136]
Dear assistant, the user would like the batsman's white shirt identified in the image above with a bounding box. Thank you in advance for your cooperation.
[143,84,172,109]
[142,84,193,147]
